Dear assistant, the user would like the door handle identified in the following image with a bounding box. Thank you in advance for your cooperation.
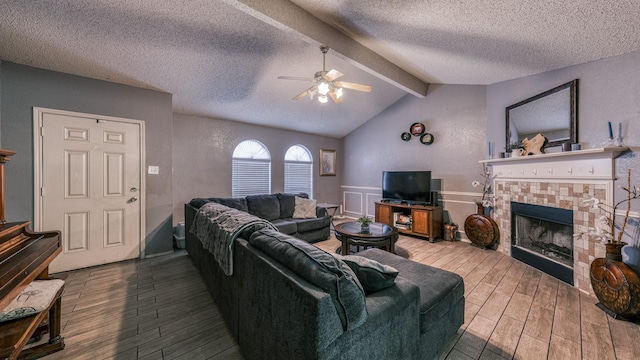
[128,197,138,203]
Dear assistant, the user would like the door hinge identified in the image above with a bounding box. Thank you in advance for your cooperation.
[40,126,44,137]
[40,187,44,197]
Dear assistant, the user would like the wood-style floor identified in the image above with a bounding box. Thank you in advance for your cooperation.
[45,234,640,359]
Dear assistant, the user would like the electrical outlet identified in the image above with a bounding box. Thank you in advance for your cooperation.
[148,166,159,175]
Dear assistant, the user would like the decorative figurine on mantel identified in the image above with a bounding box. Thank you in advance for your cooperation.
[521,133,547,156]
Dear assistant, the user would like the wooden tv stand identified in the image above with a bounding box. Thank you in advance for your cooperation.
[375,202,443,242]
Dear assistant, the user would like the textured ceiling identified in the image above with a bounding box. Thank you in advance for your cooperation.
[291,0,640,84]
[1,1,639,138]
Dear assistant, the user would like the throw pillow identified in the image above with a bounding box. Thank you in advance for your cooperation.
[292,196,317,219]
[246,194,281,221]
[249,228,367,331]
[276,192,309,218]
[334,254,399,293]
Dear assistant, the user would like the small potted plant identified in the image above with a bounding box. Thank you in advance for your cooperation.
[357,215,372,233]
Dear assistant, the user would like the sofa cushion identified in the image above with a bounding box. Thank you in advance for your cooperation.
[295,217,329,233]
[215,197,249,212]
[246,194,281,221]
[276,193,308,219]
[334,254,399,294]
[190,197,248,212]
[357,248,464,334]
[270,219,298,235]
[249,228,367,331]
[293,197,317,219]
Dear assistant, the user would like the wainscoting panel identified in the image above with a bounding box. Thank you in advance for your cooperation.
[342,191,363,217]
[365,193,382,217]
[620,210,640,246]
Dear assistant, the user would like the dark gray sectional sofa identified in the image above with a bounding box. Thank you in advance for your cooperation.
[185,202,465,360]
[189,192,330,243]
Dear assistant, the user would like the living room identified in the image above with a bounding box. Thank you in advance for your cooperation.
[1,1,640,359]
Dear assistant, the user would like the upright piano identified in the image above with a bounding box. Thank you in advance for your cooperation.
[0,150,65,359]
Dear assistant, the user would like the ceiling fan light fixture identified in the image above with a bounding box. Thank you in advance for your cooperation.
[279,45,371,104]
[318,82,330,95]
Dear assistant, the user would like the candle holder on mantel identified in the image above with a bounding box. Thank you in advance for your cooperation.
[597,137,625,149]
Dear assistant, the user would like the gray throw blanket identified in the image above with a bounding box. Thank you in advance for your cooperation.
[190,202,278,275]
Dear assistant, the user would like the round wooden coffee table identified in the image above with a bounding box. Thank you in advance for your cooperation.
[334,222,398,255]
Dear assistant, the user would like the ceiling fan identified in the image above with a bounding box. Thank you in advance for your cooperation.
[278,45,372,104]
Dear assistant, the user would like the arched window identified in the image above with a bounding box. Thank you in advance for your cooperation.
[284,145,313,198]
[232,140,271,197]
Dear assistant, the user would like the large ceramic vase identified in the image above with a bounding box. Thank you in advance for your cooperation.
[464,203,499,249]
[605,242,627,261]
[590,257,640,320]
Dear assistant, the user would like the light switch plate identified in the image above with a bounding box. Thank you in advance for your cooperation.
[148,166,159,175]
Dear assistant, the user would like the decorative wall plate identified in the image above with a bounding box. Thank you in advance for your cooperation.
[410,123,425,136]
[401,132,411,141]
[420,133,434,145]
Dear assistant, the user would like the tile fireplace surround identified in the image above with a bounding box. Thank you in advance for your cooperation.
[482,147,628,295]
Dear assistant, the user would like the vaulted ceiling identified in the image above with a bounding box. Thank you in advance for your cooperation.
[1,1,639,138]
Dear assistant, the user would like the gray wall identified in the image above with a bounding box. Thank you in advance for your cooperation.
[342,84,487,230]
[0,61,174,255]
[0,62,2,144]
[487,49,640,212]
[172,113,343,224]
[342,47,640,237]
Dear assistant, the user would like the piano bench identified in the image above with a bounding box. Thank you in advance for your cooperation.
[0,279,65,359]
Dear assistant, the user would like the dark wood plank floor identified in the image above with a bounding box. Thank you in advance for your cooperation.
[44,234,640,359]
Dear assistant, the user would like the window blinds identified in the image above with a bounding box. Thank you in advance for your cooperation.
[232,159,271,197]
[284,161,312,197]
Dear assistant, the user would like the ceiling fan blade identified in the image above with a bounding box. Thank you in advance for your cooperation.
[329,91,343,104]
[324,69,344,81]
[334,81,372,92]
[278,76,314,82]
[292,86,317,100]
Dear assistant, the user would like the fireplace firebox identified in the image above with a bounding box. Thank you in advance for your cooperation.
[511,202,574,285]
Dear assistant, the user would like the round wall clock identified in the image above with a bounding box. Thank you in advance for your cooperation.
[401,132,411,141]
[410,122,425,136]
[420,133,434,145]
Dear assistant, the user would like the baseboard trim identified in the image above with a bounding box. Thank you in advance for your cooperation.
[144,249,175,259]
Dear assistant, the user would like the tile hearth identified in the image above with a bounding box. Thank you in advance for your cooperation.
[493,181,608,294]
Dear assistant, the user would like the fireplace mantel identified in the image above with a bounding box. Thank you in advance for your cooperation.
[485,146,629,294]
[480,146,628,180]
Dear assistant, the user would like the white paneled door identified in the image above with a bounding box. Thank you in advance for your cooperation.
[37,110,143,273]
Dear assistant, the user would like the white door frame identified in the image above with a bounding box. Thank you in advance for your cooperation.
[33,107,147,259]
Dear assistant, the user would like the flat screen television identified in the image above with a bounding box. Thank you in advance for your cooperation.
[382,171,432,204]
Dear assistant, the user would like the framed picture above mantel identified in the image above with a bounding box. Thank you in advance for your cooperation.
[320,149,336,176]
